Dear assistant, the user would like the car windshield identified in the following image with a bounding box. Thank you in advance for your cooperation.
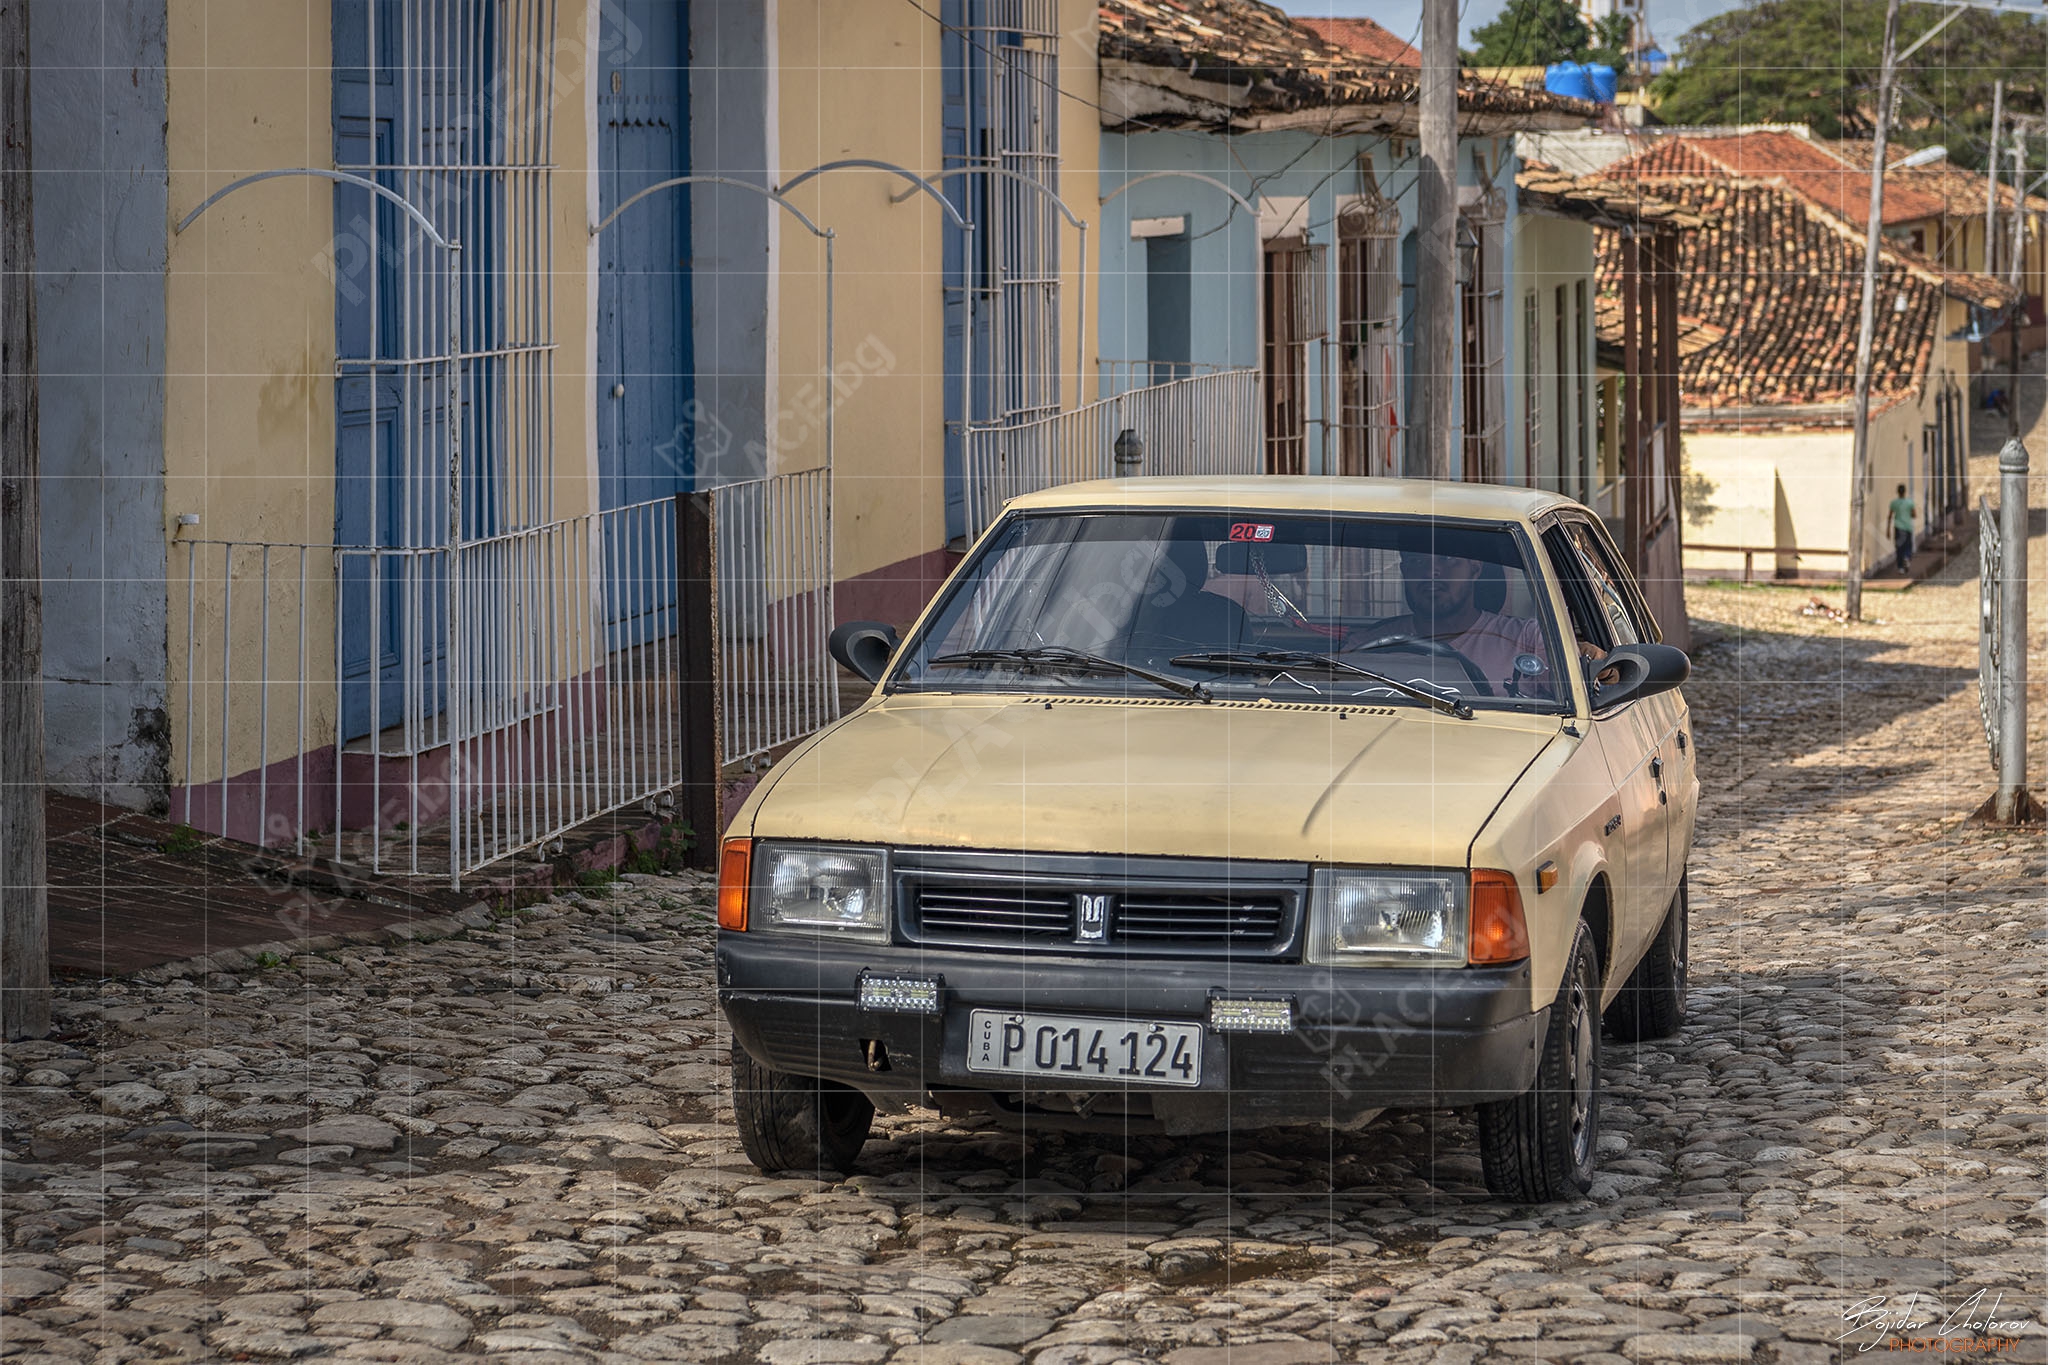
[892,511,1571,712]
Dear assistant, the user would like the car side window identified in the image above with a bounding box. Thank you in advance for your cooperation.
[1559,521,1645,648]
[1540,524,1612,652]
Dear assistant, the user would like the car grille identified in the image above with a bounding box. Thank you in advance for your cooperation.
[896,853,1304,959]
[913,884,1074,940]
[1115,892,1287,944]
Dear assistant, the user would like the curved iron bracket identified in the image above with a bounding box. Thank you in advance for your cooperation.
[1100,170,1257,226]
[775,158,967,230]
[886,165,1088,232]
[592,174,832,240]
[176,168,455,249]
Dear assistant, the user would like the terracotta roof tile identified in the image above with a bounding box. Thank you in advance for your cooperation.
[1627,131,1951,227]
[1292,15,1420,67]
[1823,140,2048,219]
[1590,158,2011,411]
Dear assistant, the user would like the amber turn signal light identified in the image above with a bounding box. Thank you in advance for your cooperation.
[717,838,752,931]
[1468,869,1530,964]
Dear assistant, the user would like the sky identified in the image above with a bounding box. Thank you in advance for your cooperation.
[1277,0,1751,57]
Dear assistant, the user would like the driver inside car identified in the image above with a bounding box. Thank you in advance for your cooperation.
[1350,547,1554,697]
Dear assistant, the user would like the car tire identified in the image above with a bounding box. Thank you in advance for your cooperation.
[730,1044,874,1176]
[1604,875,1689,1043]
[1479,919,1600,1202]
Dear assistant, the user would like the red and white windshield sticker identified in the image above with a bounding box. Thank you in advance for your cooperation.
[1228,522,1275,542]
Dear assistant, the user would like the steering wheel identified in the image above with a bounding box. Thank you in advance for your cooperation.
[1347,632,1493,696]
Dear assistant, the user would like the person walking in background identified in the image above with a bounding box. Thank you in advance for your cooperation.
[1889,484,1917,576]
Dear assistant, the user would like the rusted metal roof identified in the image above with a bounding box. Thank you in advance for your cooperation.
[1099,0,1598,133]
[1517,167,1704,232]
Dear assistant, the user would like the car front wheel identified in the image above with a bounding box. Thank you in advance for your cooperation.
[1605,874,1689,1042]
[1478,919,1601,1202]
[730,1044,874,1176]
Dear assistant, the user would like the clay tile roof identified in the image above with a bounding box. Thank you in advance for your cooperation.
[1630,131,1951,227]
[1099,0,1596,127]
[1591,151,2017,412]
[1824,140,2048,218]
[1516,167,1705,232]
[1292,15,1420,67]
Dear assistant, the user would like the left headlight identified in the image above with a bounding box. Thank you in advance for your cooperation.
[752,842,890,943]
[1306,869,1467,966]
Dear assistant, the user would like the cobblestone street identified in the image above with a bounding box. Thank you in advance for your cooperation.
[5,479,2045,1364]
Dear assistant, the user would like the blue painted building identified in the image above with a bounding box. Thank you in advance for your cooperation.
[1095,0,1599,486]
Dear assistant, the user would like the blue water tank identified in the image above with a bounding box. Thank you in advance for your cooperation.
[1587,63,1618,102]
[1544,62,1597,102]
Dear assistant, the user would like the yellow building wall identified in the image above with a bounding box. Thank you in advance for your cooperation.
[774,0,1099,585]
[163,0,598,788]
[164,0,338,787]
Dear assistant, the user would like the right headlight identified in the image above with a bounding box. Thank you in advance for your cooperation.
[751,842,890,943]
[1306,868,1467,966]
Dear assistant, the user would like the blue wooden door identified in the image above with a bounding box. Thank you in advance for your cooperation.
[940,0,985,543]
[599,0,691,508]
[598,0,691,645]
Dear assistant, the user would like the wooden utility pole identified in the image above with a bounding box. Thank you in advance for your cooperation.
[1411,0,1458,479]
[1845,0,1902,624]
[0,0,49,1040]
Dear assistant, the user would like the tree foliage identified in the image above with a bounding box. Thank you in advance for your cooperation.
[1652,0,2044,169]
[1467,0,1626,70]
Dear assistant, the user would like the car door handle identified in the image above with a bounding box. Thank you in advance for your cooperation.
[1604,815,1623,835]
[1650,757,1665,782]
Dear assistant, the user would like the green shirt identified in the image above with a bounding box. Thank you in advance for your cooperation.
[1889,497,1915,533]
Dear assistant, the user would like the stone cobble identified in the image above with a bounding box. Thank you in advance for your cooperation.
[4,490,2045,1365]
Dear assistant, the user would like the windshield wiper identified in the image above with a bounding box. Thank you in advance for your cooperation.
[928,646,1213,703]
[1169,650,1474,719]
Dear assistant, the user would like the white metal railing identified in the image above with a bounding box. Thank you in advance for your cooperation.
[712,467,839,764]
[963,368,1261,539]
[172,472,837,886]
[1097,358,1231,395]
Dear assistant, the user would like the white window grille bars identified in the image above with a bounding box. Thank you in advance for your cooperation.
[1334,185,1402,478]
[956,0,1063,430]
[334,0,558,764]
[962,368,1261,540]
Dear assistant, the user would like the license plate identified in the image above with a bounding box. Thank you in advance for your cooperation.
[964,1011,1202,1087]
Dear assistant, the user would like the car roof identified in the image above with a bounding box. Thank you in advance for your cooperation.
[1002,476,1579,522]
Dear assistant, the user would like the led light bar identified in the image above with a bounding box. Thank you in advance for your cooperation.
[858,973,943,1015]
[1208,996,1295,1034]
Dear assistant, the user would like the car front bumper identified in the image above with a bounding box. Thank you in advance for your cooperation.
[716,936,1545,1134]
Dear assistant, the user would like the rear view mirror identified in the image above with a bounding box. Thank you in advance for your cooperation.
[830,621,899,684]
[1590,643,1689,711]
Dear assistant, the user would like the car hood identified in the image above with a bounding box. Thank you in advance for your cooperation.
[740,692,1561,866]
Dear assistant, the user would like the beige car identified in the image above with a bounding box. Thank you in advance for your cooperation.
[716,478,1698,1201]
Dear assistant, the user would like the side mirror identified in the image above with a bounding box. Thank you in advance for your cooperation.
[1590,643,1689,711]
[829,621,899,684]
